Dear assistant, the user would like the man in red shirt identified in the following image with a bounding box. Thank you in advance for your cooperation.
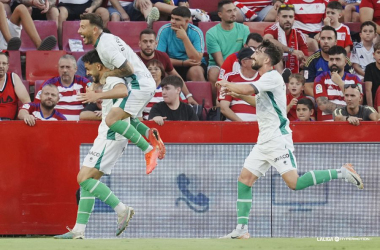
[263,4,308,73]
[360,0,380,35]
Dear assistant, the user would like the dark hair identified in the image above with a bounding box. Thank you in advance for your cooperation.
[258,39,283,66]
[0,51,9,61]
[374,41,380,52]
[320,25,337,40]
[360,21,377,33]
[140,29,156,39]
[297,98,314,111]
[80,13,104,29]
[218,0,233,12]
[246,33,263,44]
[103,27,111,34]
[171,6,191,18]
[81,49,103,65]
[160,75,183,89]
[328,45,347,57]
[277,4,295,14]
[326,1,342,10]
[147,59,165,80]
[289,73,305,85]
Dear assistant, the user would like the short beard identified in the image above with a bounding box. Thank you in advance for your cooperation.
[41,100,55,110]
[142,50,154,57]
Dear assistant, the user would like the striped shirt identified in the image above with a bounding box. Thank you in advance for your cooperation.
[237,0,273,12]
[20,102,66,121]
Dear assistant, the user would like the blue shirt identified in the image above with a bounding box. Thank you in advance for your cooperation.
[156,23,206,65]
[304,50,354,83]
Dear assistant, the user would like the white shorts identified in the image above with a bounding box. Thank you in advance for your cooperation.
[116,89,155,118]
[83,138,128,175]
[0,19,22,50]
[243,134,297,177]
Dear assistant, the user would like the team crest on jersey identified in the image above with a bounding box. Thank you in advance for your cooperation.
[219,68,225,79]
[315,84,323,94]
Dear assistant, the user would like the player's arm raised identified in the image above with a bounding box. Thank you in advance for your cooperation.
[216,79,257,96]
[78,84,128,103]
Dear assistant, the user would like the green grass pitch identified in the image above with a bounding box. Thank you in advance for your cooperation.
[0,238,379,250]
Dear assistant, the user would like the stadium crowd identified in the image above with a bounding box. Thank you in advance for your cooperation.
[0,0,380,123]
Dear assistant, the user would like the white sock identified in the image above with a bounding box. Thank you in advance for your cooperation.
[144,145,153,154]
[236,224,248,231]
[145,129,150,138]
[337,169,343,179]
[114,202,127,215]
[72,223,86,233]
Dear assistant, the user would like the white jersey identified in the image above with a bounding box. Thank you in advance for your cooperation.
[350,42,375,79]
[96,33,156,92]
[97,76,128,141]
[252,70,292,144]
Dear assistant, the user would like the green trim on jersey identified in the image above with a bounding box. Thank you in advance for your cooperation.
[94,146,106,170]
[288,149,296,168]
[118,91,130,109]
[107,129,116,140]
[130,74,140,90]
[267,91,288,135]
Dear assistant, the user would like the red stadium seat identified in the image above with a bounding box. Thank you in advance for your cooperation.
[243,22,275,36]
[26,50,66,86]
[71,51,86,61]
[7,50,22,78]
[20,21,59,53]
[62,21,93,52]
[107,21,148,51]
[185,81,213,109]
[152,21,170,36]
[34,80,45,98]
[198,21,219,52]
[344,22,361,33]
[190,0,218,13]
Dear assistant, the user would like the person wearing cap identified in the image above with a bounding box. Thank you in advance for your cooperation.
[333,84,380,125]
[314,45,363,121]
[219,47,260,121]
[263,4,308,74]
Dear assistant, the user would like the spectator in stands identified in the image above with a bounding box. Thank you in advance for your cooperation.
[374,87,380,113]
[364,42,380,107]
[2,0,12,17]
[79,85,102,121]
[149,75,198,125]
[107,0,160,28]
[137,29,196,104]
[263,4,307,74]
[218,32,263,81]
[233,0,283,22]
[350,21,377,80]
[0,51,30,120]
[151,0,210,22]
[18,84,66,125]
[14,0,59,26]
[360,0,380,36]
[35,54,90,121]
[0,2,57,50]
[156,7,207,82]
[207,0,250,104]
[315,1,353,54]
[303,26,354,96]
[295,98,315,121]
[286,73,307,121]
[314,45,362,121]
[57,0,109,47]
[219,47,259,121]
[333,84,379,125]
[342,0,360,23]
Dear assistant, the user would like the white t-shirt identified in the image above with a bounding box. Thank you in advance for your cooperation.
[252,70,292,144]
[98,76,128,141]
[96,33,156,92]
[350,42,375,80]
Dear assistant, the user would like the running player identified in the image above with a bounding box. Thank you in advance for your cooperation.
[78,13,166,172]
[216,40,364,239]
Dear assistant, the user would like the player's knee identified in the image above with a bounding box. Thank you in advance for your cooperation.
[15,4,28,14]
[105,115,116,127]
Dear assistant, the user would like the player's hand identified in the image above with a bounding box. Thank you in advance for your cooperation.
[323,17,331,26]
[24,115,37,127]
[77,87,99,103]
[289,98,298,107]
[183,59,201,67]
[187,96,198,105]
[331,71,344,87]
[171,26,187,40]
[150,116,167,126]
[347,116,362,126]
[94,110,102,117]
[121,12,130,21]
[40,0,49,14]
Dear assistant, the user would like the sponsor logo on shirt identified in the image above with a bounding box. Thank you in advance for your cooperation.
[315,84,323,94]
[317,67,323,71]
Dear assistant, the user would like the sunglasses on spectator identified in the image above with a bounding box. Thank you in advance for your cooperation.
[344,84,361,93]
[280,4,294,8]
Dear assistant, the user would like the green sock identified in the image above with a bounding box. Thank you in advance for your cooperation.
[237,181,252,225]
[76,189,95,225]
[80,179,120,209]
[109,120,150,152]
[131,118,150,137]
[295,170,338,190]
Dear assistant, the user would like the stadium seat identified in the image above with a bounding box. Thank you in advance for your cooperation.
[152,21,170,36]
[185,81,213,109]
[344,22,361,33]
[190,0,218,13]
[71,51,86,61]
[107,21,148,52]
[20,20,59,53]
[62,21,93,52]
[26,50,66,86]
[243,22,275,36]
[198,21,219,52]
[8,51,22,78]
[34,80,45,98]
[17,80,30,108]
